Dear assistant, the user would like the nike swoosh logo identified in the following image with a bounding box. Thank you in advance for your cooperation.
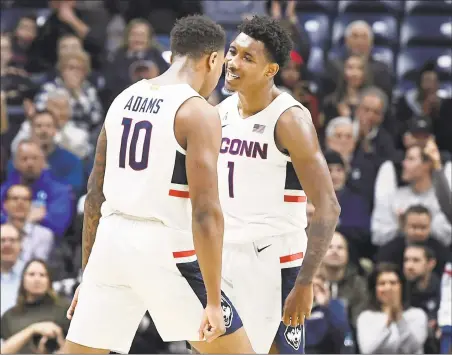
[222,124,229,128]
[257,244,271,253]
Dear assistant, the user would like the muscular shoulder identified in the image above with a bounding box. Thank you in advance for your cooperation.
[177,96,218,123]
[276,105,315,153]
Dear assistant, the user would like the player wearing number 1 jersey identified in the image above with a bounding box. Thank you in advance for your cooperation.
[62,15,253,355]
[216,16,341,354]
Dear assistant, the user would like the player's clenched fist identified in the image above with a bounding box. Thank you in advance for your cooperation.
[282,283,314,327]
[198,304,226,342]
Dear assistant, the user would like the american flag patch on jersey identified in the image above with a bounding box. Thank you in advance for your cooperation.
[253,124,266,133]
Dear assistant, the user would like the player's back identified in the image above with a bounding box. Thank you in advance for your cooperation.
[102,80,200,230]
[217,92,308,242]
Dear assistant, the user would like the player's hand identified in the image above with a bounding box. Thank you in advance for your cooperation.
[282,283,314,327]
[67,284,80,320]
[198,304,226,342]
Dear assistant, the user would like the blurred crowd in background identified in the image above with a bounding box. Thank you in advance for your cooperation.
[0,0,451,354]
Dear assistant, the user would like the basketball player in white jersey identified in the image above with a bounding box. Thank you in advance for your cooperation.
[216,16,341,353]
[61,15,253,354]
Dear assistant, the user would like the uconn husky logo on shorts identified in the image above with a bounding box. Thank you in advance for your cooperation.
[221,295,233,328]
[284,325,302,351]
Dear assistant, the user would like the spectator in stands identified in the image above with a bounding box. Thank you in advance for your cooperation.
[374,119,452,218]
[404,243,441,354]
[0,140,73,237]
[325,20,392,98]
[377,205,452,278]
[321,232,369,327]
[34,50,103,136]
[395,61,452,153]
[202,0,266,28]
[28,0,103,72]
[304,271,353,354]
[322,54,372,124]
[324,116,380,207]
[2,184,54,262]
[325,150,371,256]
[353,86,397,162]
[1,223,25,316]
[12,90,92,160]
[0,259,69,354]
[10,14,37,70]
[0,32,37,106]
[372,144,451,246]
[104,19,168,103]
[11,110,84,196]
[357,263,428,354]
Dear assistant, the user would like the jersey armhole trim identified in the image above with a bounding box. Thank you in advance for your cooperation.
[173,95,203,155]
[272,104,304,162]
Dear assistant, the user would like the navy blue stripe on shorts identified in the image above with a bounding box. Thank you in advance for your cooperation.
[274,266,305,354]
[176,260,243,336]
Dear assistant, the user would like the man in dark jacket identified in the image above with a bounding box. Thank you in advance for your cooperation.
[377,205,452,277]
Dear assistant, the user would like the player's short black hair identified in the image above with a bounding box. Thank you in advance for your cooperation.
[238,15,293,68]
[170,15,226,59]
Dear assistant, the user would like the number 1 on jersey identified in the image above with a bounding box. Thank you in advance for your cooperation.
[119,117,152,171]
[227,161,235,198]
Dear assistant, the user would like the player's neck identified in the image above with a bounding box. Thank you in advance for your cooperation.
[237,82,278,118]
[157,58,203,93]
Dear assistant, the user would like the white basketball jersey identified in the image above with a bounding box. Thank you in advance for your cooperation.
[102,80,201,231]
[217,92,309,243]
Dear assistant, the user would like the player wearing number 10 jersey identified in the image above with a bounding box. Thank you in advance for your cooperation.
[62,15,253,355]
[216,16,341,354]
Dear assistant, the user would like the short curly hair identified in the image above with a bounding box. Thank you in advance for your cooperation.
[238,15,293,68]
[170,15,226,59]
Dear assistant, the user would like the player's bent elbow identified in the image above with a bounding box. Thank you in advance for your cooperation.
[192,203,223,232]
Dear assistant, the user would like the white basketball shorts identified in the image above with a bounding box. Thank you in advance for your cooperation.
[221,231,307,354]
[66,214,242,354]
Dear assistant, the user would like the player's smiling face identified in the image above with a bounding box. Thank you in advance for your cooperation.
[224,33,274,92]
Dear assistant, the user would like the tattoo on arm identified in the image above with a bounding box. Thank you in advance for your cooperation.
[82,126,107,270]
[297,214,338,285]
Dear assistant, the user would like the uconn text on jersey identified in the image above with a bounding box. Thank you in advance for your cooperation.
[220,137,268,159]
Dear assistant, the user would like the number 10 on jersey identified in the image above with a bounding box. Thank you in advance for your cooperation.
[119,117,152,171]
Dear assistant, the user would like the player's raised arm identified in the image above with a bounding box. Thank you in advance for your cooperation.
[177,97,225,336]
[82,125,107,270]
[276,106,341,326]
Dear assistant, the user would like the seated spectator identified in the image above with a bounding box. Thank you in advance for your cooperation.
[2,184,54,262]
[1,224,25,316]
[357,263,428,354]
[305,271,353,354]
[9,110,84,196]
[104,19,169,104]
[375,125,451,222]
[0,140,73,237]
[404,244,441,353]
[353,86,397,162]
[28,0,103,72]
[10,15,37,70]
[325,150,371,254]
[395,62,452,153]
[324,116,380,207]
[377,205,452,277]
[324,20,392,99]
[12,90,92,159]
[372,145,451,246]
[322,54,372,124]
[0,33,38,141]
[0,259,69,354]
[34,50,103,136]
[321,232,369,327]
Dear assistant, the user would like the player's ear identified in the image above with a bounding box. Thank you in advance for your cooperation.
[265,63,279,79]
[207,51,219,72]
